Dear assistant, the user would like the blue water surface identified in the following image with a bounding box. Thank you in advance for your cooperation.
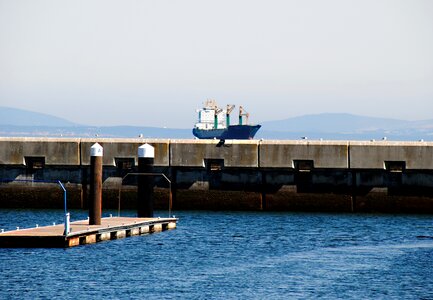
[1,209,433,299]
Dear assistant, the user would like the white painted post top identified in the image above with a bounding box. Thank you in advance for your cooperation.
[138,143,154,158]
[90,143,103,157]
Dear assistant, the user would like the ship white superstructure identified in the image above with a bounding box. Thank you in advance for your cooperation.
[195,100,227,130]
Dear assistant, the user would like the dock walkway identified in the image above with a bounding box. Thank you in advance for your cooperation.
[0,216,177,248]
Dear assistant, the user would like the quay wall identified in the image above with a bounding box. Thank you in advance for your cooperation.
[1,137,433,213]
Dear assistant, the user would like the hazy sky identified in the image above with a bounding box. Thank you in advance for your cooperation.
[1,0,432,128]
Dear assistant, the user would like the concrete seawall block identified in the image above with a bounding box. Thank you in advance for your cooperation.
[349,141,433,170]
[0,137,80,166]
[259,140,349,169]
[170,139,259,167]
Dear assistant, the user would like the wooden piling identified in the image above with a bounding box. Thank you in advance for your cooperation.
[89,143,103,225]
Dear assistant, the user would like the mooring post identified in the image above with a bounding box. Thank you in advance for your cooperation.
[137,143,154,217]
[89,143,103,225]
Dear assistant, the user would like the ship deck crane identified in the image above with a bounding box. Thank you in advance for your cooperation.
[239,106,250,125]
[214,106,223,129]
[226,104,235,126]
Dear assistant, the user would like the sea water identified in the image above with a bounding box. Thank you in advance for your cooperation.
[1,209,433,299]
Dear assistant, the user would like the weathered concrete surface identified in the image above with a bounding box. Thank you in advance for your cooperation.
[260,140,349,169]
[170,139,259,167]
[0,138,433,213]
[0,183,83,208]
[353,187,433,214]
[349,141,433,169]
[174,189,262,210]
[265,185,353,212]
[0,137,80,165]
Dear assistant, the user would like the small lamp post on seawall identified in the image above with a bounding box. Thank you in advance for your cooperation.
[137,143,154,218]
[89,143,103,225]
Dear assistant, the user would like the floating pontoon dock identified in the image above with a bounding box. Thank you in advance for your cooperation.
[0,216,177,248]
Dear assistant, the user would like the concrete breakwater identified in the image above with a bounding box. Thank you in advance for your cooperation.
[1,137,433,213]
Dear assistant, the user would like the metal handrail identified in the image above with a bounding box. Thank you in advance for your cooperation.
[119,173,172,218]
[0,178,70,236]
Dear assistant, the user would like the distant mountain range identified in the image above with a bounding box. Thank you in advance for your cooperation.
[0,106,79,127]
[0,106,432,141]
[258,113,433,141]
[261,113,412,133]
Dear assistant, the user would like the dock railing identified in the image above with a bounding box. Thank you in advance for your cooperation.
[119,173,173,218]
[0,179,70,236]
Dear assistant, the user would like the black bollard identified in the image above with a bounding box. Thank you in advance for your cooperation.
[137,144,154,218]
[89,143,103,225]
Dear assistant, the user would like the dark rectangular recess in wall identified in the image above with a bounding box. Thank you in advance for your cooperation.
[204,159,224,172]
[115,157,135,170]
[25,156,45,170]
[294,160,314,172]
[385,161,405,173]
[115,157,135,177]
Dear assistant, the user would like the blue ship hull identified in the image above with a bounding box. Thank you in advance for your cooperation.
[192,125,261,140]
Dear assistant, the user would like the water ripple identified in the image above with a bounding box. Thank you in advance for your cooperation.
[1,210,433,299]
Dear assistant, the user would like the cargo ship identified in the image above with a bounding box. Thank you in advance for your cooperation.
[192,100,261,139]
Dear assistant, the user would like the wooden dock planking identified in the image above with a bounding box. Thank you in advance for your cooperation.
[0,216,177,248]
